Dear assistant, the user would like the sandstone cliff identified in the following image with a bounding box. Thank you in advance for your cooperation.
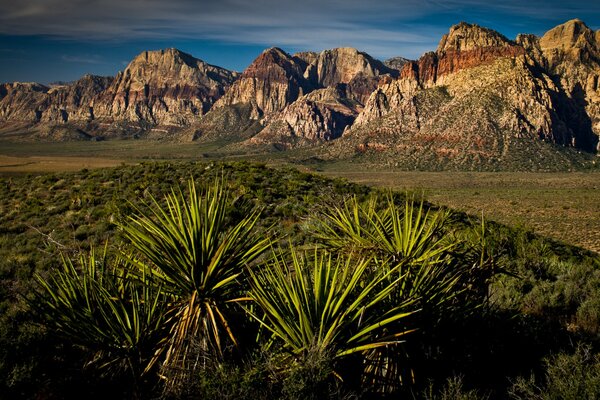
[207,46,393,144]
[299,48,398,106]
[0,82,52,122]
[252,86,358,147]
[519,19,600,150]
[93,48,237,128]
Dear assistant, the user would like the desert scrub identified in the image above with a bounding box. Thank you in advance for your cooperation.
[510,344,600,400]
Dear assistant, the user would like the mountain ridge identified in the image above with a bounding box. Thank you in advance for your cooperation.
[1,19,599,170]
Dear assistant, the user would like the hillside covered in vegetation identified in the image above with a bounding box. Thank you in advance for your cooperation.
[1,162,600,399]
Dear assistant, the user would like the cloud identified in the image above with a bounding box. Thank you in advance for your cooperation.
[0,0,599,59]
[61,54,106,64]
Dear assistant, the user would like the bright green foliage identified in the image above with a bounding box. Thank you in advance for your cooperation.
[119,178,271,379]
[314,195,464,308]
[31,248,168,379]
[315,195,453,266]
[248,248,416,364]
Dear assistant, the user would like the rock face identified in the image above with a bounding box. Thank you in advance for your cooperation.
[206,46,394,144]
[343,21,599,169]
[44,75,114,123]
[384,57,411,72]
[521,19,600,150]
[0,48,237,139]
[304,47,397,104]
[0,82,52,122]
[93,48,237,127]
[212,47,312,119]
[253,86,359,147]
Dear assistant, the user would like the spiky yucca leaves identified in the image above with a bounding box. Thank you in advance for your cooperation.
[119,179,271,382]
[316,195,453,265]
[248,248,417,381]
[31,249,168,382]
[313,195,486,391]
[314,195,463,311]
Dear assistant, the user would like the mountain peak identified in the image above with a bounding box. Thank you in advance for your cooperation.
[540,19,597,51]
[304,47,393,88]
[437,22,513,53]
[244,47,304,74]
[127,48,202,70]
[252,47,296,65]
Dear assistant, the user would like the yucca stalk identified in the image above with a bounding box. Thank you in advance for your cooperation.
[119,178,270,381]
[247,248,417,367]
[31,248,168,383]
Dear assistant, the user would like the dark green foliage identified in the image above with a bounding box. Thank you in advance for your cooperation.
[510,345,600,400]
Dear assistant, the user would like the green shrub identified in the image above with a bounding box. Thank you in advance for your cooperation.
[510,344,600,400]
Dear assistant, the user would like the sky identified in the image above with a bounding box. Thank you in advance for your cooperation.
[1,0,599,84]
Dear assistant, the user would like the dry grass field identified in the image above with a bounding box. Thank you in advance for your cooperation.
[0,155,128,173]
[320,170,600,254]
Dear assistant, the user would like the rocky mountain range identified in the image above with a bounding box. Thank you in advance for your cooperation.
[1,19,599,169]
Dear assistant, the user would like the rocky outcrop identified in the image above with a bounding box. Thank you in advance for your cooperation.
[304,47,392,87]
[252,86,358,146]
[394,23,526,88]
[208,47,393,144]
[304,47,396,104]
[212,47,312,119]
[384,57,411,72]
[437,22,514,53]
[293,51,319,66]
[43,75,114,123]
[0,82,51,122]
[534,20,600,149]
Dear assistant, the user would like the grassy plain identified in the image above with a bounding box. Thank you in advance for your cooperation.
[1,139,598,253]
[319,170,600,254]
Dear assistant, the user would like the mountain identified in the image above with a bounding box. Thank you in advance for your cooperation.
[302,47,397,104]
[195,46,395,145]
[1,20,599,170]
[208,47,312,124]
[333,20,600,170]
[518,19,600,151]
[384,56,411,71]
[250,86,359,147]
[0,48,237,139]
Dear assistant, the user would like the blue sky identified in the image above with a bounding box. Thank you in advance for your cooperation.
[1,0,599,84]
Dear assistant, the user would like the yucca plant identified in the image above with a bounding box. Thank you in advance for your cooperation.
[314,195,465,311]
[247,248,417,383]
[312,195,488,391]
[31,248,168,388]
[315,195,453,265]
[119,178,271,384]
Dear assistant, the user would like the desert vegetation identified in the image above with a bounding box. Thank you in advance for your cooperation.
[1,161,600,399]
